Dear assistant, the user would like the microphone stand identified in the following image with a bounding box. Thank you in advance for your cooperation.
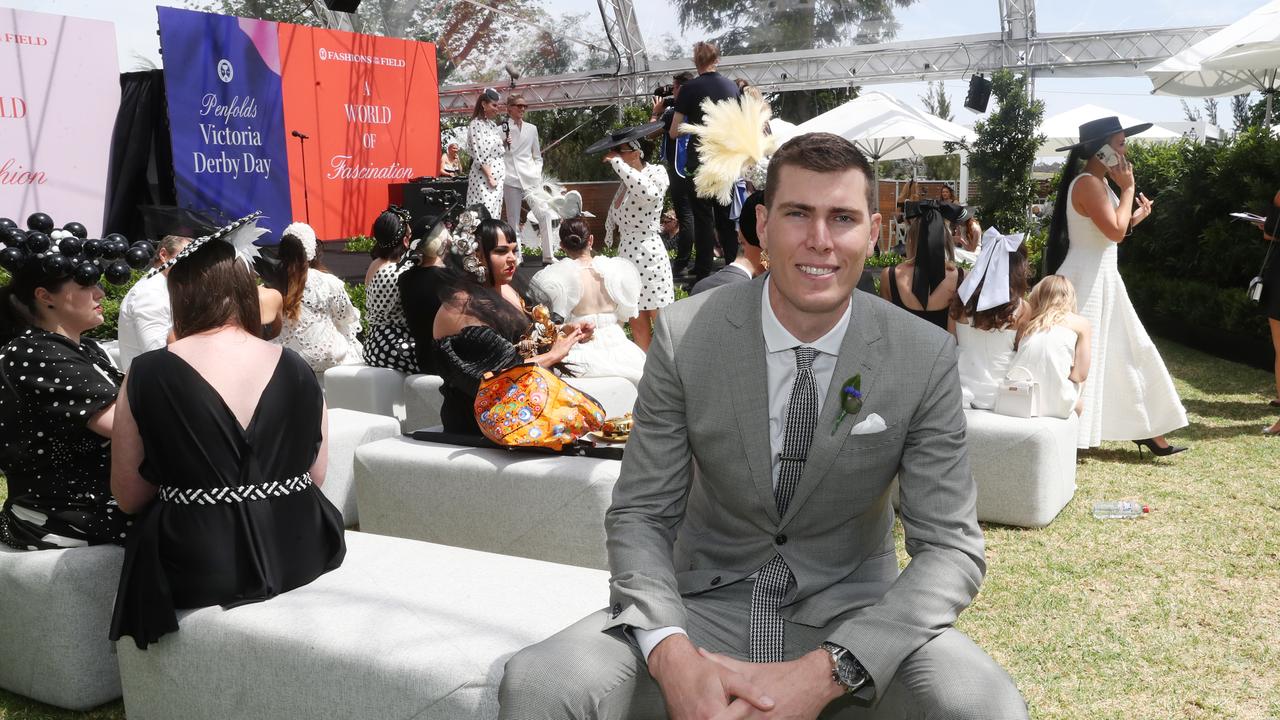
[292,131,312,225]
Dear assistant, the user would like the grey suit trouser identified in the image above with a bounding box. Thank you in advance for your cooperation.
[499,579,1028,719]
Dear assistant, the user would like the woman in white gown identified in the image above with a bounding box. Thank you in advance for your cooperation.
[1045,116,1188,454]
[528,217,647,386]
[950,229,1029,409]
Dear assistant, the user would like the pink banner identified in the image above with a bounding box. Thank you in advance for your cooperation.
[0,8,119,236]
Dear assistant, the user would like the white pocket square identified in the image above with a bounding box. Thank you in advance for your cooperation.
[849,413,888,436]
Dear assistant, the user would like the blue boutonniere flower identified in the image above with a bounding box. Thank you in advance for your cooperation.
[831,374,864,435]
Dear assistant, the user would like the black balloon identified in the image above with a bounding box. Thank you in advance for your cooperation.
[82,238,102,258]
[100,241,121,260]
[59,237,83,256]
[103,232,128,246]
[105,260,132,284]
[42,253,71,277]
[26,212,54,233]
[24,232,50,254]
[63,221,88,239]
[0,246,25,272]
[0,217,15,230]
[130,239,155,254]
[3,227,25,247]
[73,260,102,285]
[113,239,130,256]
[125,246,151,269]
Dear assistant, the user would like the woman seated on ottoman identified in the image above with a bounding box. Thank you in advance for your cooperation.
[110,218,346,649]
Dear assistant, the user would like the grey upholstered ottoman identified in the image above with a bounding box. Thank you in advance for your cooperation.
[321,408,403,527]
[964,409,1079,528]
[322,364,408,421]
[115,530,609,720]
[355,436,618,569]
[0,543,124,710]
[402,373,445,433]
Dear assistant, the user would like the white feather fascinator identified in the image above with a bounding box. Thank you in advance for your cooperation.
[678,92,778,204]
[147,212,269,278]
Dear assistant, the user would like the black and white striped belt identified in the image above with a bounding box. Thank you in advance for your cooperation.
[159,473,313,505]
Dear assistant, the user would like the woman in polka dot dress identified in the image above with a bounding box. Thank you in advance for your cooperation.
[604,143,674,350]
[0,265,130,550]
[362,207,417,373]
[466,89,506,219]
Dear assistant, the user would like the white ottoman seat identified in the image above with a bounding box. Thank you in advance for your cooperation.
[322,364,407,421]
[115,531,608,720]
[321,408,403,526]
[964,409,1078,528]
[402,373,445,433]
[355,436,618,569]
[0,543,125,710]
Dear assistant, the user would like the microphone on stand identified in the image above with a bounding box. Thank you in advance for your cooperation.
[290,130,312,224]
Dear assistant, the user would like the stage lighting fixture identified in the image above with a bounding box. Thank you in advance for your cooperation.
[964,74,992,114]
[324,0,362,12]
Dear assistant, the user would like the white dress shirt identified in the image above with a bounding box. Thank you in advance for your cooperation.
[116,272,172,371]
[634,277,853,661]
[503,119,543,190]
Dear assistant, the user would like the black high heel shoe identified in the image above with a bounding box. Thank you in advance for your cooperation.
[1133,438,1189,458]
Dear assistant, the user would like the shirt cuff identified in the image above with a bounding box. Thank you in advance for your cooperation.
[634,626,687,662]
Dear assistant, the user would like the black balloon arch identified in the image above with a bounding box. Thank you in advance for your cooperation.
[0,213,154,286]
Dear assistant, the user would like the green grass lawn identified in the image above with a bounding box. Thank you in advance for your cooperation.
[1,338,1277,719]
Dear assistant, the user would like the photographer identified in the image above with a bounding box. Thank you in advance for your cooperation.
[668,42,740,281]
[652,71,694,274]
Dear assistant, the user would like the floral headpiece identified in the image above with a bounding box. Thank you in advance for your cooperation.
[447,206,488,283]
[283,221,318,262]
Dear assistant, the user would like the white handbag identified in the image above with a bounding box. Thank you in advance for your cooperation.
[994,366,1040,418]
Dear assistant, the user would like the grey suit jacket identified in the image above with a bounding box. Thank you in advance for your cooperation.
[602,275,985,700]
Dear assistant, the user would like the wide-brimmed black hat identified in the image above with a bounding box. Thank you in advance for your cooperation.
[1055,116,1153,153]
[584,121,665,155]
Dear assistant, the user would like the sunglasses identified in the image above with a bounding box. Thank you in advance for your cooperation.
[512,104,529,109]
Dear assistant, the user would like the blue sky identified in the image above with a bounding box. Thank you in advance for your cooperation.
[3,0,1272,126]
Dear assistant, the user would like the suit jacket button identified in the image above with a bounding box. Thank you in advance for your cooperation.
[611,602,622,617]
[710,576,721,586]
[775,534,787,545]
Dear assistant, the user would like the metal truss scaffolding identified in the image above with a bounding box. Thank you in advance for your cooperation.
[438,23,1221,114]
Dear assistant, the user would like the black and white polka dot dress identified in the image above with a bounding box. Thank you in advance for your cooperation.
[363,261,418,373]
[605,158,674,312]
[0,329,129,550]
[466,118,506,218]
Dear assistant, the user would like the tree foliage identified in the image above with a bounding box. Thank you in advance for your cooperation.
[919,81,958,182]
[959,70,1044,234]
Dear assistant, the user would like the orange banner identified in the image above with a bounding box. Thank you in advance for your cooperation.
[279,25,438,241]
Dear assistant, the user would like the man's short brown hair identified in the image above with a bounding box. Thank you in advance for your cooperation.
[692,41,719,69]
[763,132,875,213]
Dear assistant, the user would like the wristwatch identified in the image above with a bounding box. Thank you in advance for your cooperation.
[819,642,869,695]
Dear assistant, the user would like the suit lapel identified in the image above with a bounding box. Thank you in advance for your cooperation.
[780,291,886,530]
[726,277,780,524]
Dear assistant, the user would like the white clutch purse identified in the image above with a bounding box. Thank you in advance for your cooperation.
[994,366,1040,418]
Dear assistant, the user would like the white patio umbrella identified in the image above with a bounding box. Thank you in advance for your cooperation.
[794,91,972,216]
[1147,0,1280,125]
[768,117,799,144]
[1038,104,1180,156]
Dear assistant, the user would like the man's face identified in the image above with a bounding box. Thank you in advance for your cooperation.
[157,238,191,269]
[508,100,527,122]
[757,164,879,332]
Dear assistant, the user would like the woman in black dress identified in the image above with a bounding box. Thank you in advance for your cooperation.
[1259,189,1280,433]
[398,213,449,374]
[431,209,588,434]
[879,201,965,332]
[0,215,149,550]
[109,235,345,649]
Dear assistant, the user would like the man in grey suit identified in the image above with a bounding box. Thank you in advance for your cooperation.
[500,133,1026,719]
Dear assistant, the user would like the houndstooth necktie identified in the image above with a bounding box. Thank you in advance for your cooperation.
[749,346,818,663]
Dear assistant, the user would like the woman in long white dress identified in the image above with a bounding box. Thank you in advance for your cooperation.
[466,89,505,219]
[602,138,674,351]
[1045,116,1188,454]
[527,217,647,386]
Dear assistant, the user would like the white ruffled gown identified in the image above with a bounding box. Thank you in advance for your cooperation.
[1058,174,1187,448]
[527,256,648,387]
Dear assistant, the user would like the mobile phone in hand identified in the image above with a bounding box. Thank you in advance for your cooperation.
[1094,144,1122,168]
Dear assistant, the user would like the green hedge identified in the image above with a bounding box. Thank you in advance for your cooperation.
[1124,269,1269,343]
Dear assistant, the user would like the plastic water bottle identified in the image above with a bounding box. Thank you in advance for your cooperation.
[1091,500,1149,519]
